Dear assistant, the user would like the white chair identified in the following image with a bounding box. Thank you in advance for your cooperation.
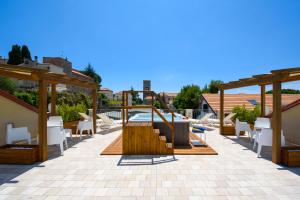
[6,124,31,144]
[76,121,94,140]
[48,116,70,148]
[235,118,253,139]
[47,126,64,155]
[256,128,285,157]
[253,117,271,149]
[49,116,73,140]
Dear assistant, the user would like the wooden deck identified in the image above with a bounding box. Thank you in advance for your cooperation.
[101,132,217,155]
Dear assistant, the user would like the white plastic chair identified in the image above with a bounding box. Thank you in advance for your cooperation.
[76,121,94,140]
[235,118,253,139]
[6,124,31,144]
[253,117,271,149]
[256,128,285,157]
[47,126,65,155]
[48,116,70,148]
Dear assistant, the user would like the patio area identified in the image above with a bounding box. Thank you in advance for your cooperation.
[0,129,300,200]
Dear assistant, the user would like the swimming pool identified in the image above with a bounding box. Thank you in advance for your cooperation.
[129,112,184,122]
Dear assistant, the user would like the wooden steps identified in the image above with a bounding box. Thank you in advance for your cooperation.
[122,123,174,155]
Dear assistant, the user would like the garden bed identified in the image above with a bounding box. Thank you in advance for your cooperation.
[0,145,39,164]
[281,146,300,167]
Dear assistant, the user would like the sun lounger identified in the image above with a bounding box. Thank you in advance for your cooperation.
[207,112,236,126]
[188,113,214,125]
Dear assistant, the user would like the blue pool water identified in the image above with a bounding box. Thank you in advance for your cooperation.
[129,112,185,122]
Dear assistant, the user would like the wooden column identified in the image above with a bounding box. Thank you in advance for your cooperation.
[122,91,125,127]
[220,89,224,134]
[50,83,57,116]
[272,81,282,164]
[38,79,48,161]
[260,85,266,117]
[126,92,128,123]
[92,89,97,134]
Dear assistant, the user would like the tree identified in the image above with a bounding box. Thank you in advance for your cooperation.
[202,84,209,93]
[173,84,201,109]
[266,89,300,94]
[81,63,102,85]
[207,80,223,93]
[7,45,22,65]
[130,87,143,105]
[21,45,32,61]
[0,77,17,94]
[98,93,109,107]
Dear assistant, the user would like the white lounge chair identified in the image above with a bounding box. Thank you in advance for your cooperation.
[97,114,122,129]
[207,113,236,125]
[47,126,65,155]
[79,112,91,121]
[76,121,94,140]
[6,124,31,144]
[235,118,253,139]
[256,128,285,157]
[188,113,214,125]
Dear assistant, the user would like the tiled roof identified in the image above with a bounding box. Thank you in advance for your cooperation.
[266,98,300,117]
[0,90,38,113]
[72,69,94,81]
[159,92,178,97]
[100,87,112,92]
[202,93,300,113]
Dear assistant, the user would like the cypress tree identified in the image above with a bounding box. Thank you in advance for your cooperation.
[7,45,22,65]
[21,45,32,61]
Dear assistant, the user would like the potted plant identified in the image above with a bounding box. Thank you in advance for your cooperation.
[57,103,87,134]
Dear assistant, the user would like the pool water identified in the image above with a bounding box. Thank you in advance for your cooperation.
[129,112,184,122]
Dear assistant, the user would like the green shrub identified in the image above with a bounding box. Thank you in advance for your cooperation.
[57,92,92,108]
[232,104,261,124]
[0,77,17,94]
[14,90,39,107]
[57,103,86,122]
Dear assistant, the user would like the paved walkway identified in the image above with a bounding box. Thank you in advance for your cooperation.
[0,129,300,200]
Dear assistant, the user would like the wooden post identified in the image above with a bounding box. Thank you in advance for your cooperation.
[151,92,154,126]
[260,85,266,117]
[272,81,282,164]
[38,79,48,161]
[92,89,97,135]
[125,92,128,123]
[220,89,224,134]
[51,83,56,116]
[122,91,125,127]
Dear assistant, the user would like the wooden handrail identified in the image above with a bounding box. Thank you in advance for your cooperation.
[122,90,175,149]
[152,107,174,130]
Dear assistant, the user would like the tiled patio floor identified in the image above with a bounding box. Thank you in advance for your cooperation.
[0,129,300,200]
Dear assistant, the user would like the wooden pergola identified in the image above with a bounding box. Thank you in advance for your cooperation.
[219,67,300,164]
[0,64,98,161]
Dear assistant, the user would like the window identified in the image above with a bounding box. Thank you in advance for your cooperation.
[248,99,257,106]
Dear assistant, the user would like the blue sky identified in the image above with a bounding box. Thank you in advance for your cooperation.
[1,0,300,93]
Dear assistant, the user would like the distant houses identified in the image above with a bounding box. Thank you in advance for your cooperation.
[0,55,95,94]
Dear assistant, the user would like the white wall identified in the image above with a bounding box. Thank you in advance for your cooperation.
[282,104,300,145]
[0,95,38,145]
